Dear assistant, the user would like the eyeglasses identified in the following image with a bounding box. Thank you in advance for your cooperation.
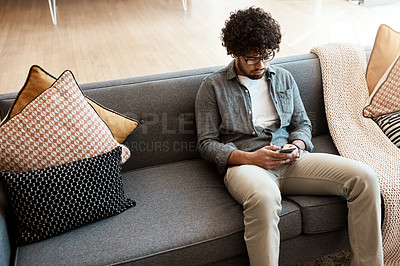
[242,50,275,65]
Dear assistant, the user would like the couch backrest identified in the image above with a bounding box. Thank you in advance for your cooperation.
[1,51,370,172]
[81,53,328,171]
[81,67,221,171]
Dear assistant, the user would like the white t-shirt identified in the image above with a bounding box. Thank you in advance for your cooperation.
[238,75,279,129]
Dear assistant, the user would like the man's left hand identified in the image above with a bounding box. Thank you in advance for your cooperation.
[281,144,300,163]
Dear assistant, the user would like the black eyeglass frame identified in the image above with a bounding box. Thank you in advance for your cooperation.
[242,50,276,65]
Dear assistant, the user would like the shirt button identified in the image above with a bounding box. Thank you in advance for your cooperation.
[252,131,256,136]
[249,110,252,115]
[245,90,249,93]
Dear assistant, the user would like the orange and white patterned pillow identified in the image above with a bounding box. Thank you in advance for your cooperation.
[363,54,400,118]
[2,65,138,144]
[0,70,131,173]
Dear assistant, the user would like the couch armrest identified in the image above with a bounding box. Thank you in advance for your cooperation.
[0,180,16,266]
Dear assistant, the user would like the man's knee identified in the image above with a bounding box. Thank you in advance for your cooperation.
[245,187,282,219]
[227,164,282,217]
[346,165,380,201]
[358,166,380,194]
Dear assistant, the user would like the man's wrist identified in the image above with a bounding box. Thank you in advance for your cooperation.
[291,141,305,151]
[228,149,251,166]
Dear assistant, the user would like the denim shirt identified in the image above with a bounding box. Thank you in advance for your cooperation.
[195,59,314,173]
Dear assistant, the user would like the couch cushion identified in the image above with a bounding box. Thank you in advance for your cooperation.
[310,134,339,155]
[287,196,348,234]
[15,159,302,265]
[278,200,302,241]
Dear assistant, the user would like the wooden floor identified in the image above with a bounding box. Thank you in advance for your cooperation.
[0,0,399,94]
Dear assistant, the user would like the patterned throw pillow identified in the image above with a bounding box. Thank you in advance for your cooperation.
[373,111,400,148]
[1,147,135,246]
[2,65,138,144]
[363,54,400,118]
[0,70,131,172]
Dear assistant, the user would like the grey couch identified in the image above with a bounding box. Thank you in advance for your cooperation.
[1,49,373,266]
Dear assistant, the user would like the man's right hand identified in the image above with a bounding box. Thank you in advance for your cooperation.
[227,145,297,170]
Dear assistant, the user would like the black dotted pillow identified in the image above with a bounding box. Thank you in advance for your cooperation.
[1,147,135,246]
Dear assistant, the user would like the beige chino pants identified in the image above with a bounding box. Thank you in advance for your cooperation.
[224,152,383,266]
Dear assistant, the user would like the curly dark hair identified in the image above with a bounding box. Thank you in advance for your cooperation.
[221,7,282,58]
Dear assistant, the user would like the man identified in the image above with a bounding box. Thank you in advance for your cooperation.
[195,7,383,266]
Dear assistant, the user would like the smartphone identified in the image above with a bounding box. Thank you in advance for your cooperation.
[279,147,296,153]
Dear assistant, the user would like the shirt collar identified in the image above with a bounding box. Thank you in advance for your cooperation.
[226,59,276,80]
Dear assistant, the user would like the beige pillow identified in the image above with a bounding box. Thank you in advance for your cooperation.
[366,24,400,95]
[363,54,400,118]
[9,66,55,118]
[5,65,137,143]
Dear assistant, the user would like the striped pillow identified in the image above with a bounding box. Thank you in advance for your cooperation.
[373,111,400,148]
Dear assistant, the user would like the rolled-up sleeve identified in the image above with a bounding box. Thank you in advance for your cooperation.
[195,78,237,173]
